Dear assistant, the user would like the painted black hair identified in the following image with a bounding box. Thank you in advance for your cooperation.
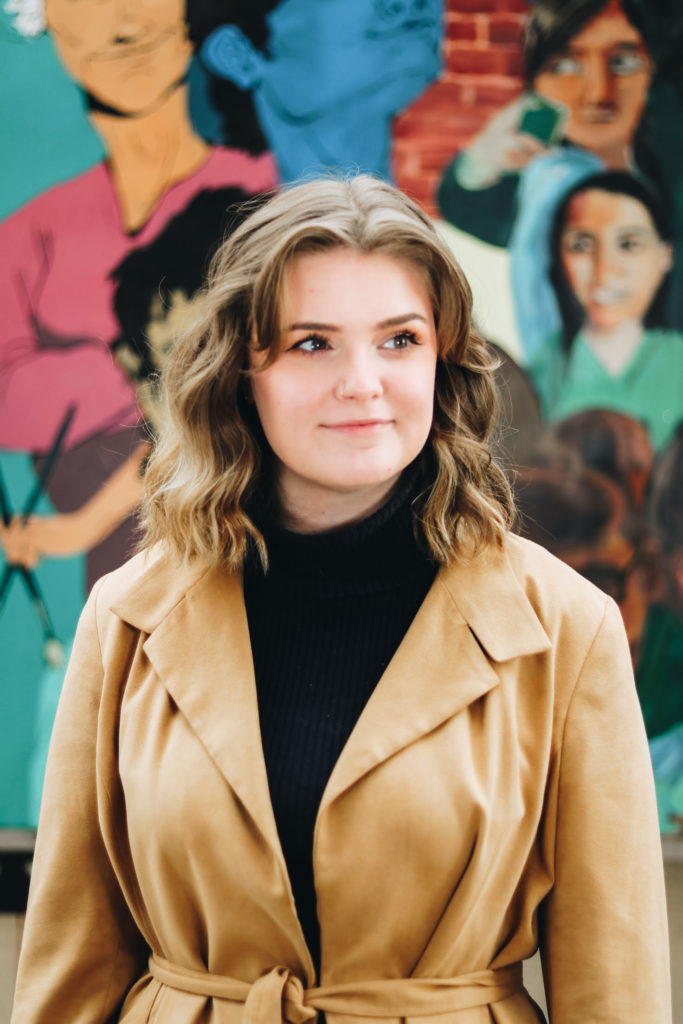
[523,0,650,85]
[111,186,264,387]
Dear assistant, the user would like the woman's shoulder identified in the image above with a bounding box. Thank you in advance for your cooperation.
[439,533,615,662]
[90,543,215,634]
[505,532,611,620]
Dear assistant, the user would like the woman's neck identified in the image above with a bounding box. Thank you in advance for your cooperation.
[583,319,644,375]
[277,473,403,534]
[91,83,210,233]
[591,141,633,171]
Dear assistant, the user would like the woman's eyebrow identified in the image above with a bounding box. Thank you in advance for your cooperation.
[286,313,429,332]
[376,313,429,328]
[286,321,341,332]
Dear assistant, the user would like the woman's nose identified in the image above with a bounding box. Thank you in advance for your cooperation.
[334,352,383,400]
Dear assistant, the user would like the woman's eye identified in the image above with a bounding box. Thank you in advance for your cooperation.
[290,334,330,353]
[381,330,419,350]
[609,51,648,76]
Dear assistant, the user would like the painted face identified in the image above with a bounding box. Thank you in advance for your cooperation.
[560,189,672,331]
[249,249,439,525]
[533,2,651,154]
[45,0,192,114]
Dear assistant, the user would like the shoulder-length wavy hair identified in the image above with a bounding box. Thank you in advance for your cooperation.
[140,175,514,570]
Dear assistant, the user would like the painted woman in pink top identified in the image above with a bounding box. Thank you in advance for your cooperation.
[0,0,276,585]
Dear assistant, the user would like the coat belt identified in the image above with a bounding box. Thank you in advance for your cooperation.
[148,954,523,1024]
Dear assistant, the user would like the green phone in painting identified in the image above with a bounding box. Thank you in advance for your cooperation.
[519,94,566,146]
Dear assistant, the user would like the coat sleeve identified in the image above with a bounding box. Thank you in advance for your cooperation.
[539,596,671,1023]
[11,579,149,1024]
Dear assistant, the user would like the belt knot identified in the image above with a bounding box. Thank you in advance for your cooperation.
[245,966,317,1024]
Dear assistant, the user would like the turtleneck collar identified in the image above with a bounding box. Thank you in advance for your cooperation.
[245,462,435,597]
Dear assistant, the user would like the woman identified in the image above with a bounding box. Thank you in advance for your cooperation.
[437,0,659,361]
[531,170,683,450]
[11,176,669,1023]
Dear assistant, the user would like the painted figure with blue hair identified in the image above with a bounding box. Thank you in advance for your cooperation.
[200,0,442,182]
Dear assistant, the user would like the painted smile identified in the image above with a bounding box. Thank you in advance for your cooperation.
[88,27,176,63]
[590,285,630,306]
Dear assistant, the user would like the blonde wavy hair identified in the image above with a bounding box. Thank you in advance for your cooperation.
[141,175,513,569]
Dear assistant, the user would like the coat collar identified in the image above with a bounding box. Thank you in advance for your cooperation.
[108,537,550,845]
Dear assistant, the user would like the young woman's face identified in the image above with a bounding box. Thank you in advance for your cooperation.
[249,248,439,527]
[533,1,651,154]
[45,0,192,114]
[560,189,672,331]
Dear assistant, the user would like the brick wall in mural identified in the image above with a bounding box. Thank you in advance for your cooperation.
[0,0,682,908]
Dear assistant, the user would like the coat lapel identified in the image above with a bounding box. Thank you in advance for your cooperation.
[109,540,551,857]
[110,553,282,857]
[320,542,551,810]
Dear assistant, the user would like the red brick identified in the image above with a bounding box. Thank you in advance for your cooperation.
[393,172,440,214]
[418,147,469,174]
[499,48,524,77]
[488,14,524,45]
[473,79,524,106]
[446,47,506,75]
[446,16,477,41]
[498,0,529,11]
[449,0,500,12]
[398,81,464,115]
[447,45,524,78]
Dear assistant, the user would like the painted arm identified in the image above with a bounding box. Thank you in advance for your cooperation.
[436,96,547,249]
[0,442,149,566]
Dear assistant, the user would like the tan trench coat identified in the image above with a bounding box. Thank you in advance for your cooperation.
[12,534,670,1024]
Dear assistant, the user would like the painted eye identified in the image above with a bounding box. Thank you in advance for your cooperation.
[563,233,595,254]
[546,55,583,76]
[618,234,646,253]
[382,330,419,350]
[609,51,649,76]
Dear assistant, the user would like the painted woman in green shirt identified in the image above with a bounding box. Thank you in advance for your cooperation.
[530,170,683,450]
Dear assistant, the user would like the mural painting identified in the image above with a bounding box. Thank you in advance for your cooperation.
[0,0,443,898]
[0,0,682,920]
[434,0,683,835]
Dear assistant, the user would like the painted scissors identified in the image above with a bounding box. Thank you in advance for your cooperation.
[0,405,76,668]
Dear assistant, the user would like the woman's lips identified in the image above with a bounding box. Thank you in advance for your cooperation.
[321,419,393,435]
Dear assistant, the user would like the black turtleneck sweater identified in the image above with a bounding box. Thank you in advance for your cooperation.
[243,474,438,970]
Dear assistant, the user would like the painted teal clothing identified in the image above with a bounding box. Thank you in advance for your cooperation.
[649,723,683,834]
[636,603,683,740]
[529,328,683,450]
